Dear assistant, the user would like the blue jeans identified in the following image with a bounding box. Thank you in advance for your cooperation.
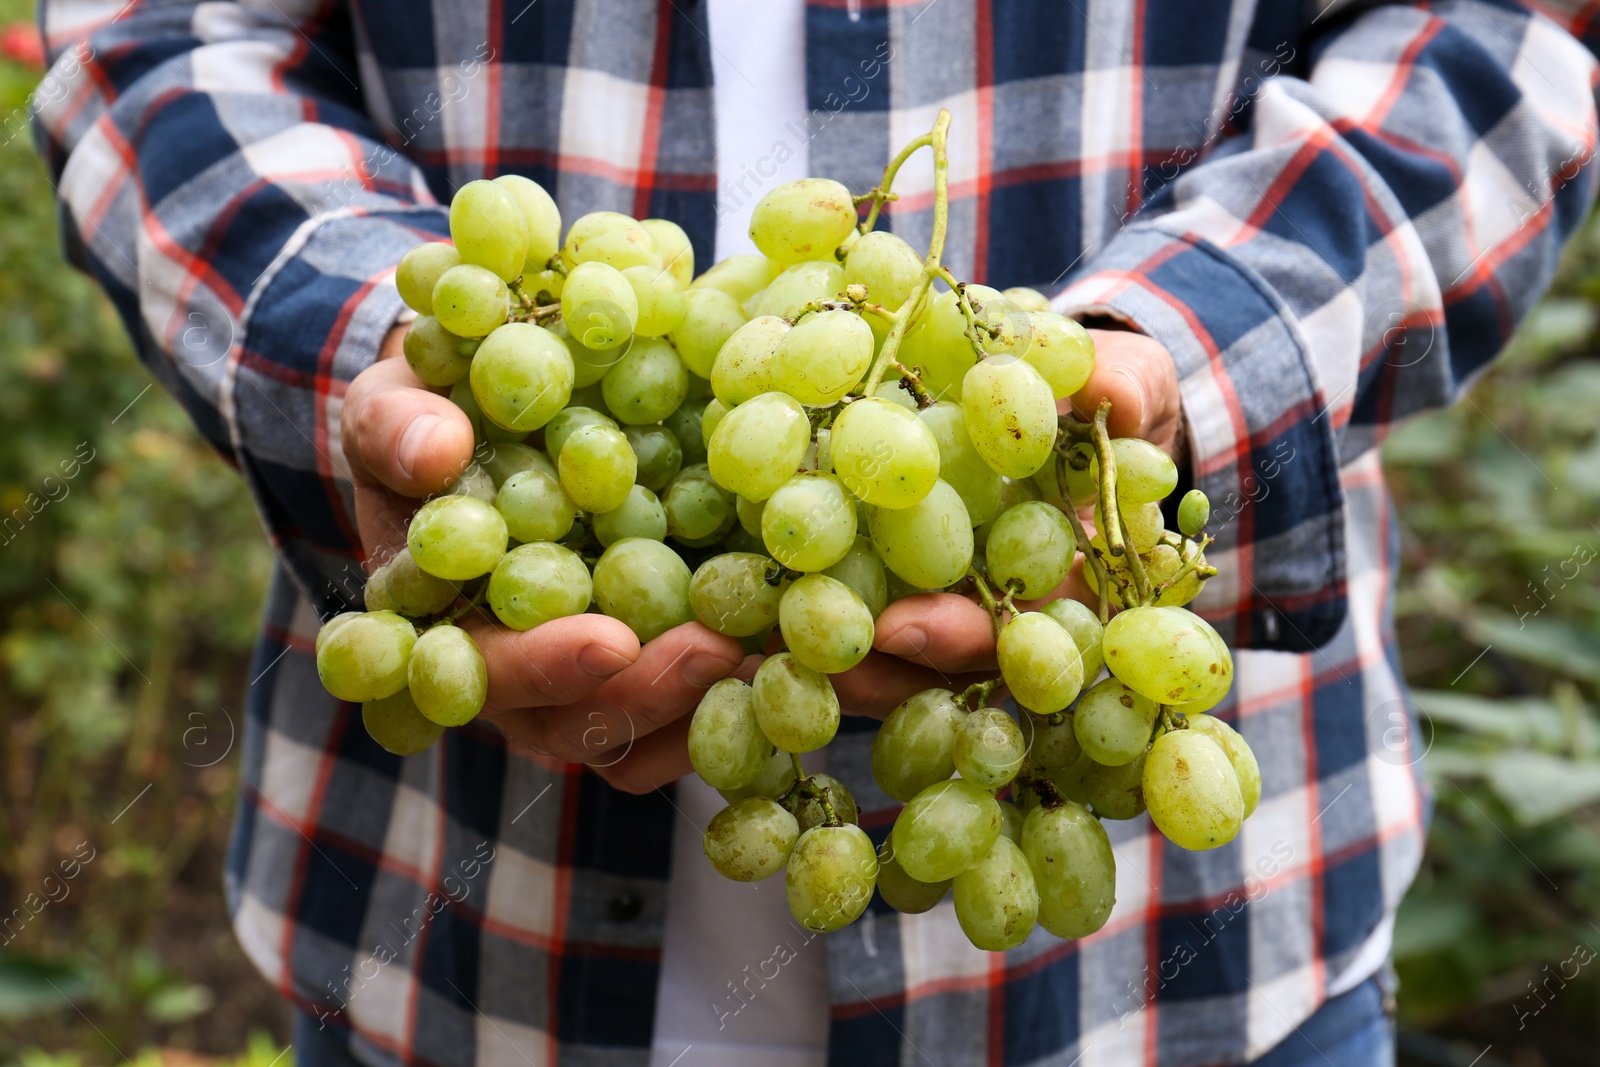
[293,976,1394,1066]
[1248,977,1395,1067]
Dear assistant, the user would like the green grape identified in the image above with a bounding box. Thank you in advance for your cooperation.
[316,610,416,702]
[1081,754,1147,819]
[962,355,1058,478]
[492,174,562,275]
[786,824,878,932]
[822,538,888,618]
[997,612,1083,715]
[891,778,1002,883]
[601,337,688,424]
[1040,599,1105,682]
[749,260,846,319]
[1073,677,1158,766]
[706,391,810,501]
[432,264,509,338]
[1022,801,1116,939]
[407,624,486,727]
[735,494,765,537]
[365,547,459,618]
[998,800,1025,843]
[469,322,574,433]
[449,179,529,281]
[1186,714,1261,819]
[1102,606,1232,706]
[871,688,962,802]
[688,679,772,790]
[877,852,950,913]
[1050,753,1096,806]
[621,264,688,337]
[523,268,565,303]
[917,401,1004,526]
[749,178,858,264]
[899,289,976,401]
[1002,286,1052,313]
[967,286,1032,358]
[591,537,694,642]
[662,464,736,545]
[407,495,508,580]
[1020,711,1082,774]
[622,425,683,492]
[985,501,1073,598]
[700,398,730,448]
[1022,312,1096,399]
[705,798,798,882]
[831,397,941,509]
[710,315,787,405]
[953,836,1039,951]
[783,773,860,832]
[558,424,637,513]
[974,475,1043,551]
[771,309,873,406]
[761,473,856,572]
[560,210,659,271]
[778,574,873,674]
[690,253,779,303]
[867,479,974,590]
[592,484,667,546]
[665,399,710,466]
[872,379,918,411]
[671,288,748,378]
[1058,441,1098,505]
[690,552,784,636]
[718,749,798,802]
[752,652,840,753]
[396,242,461,315]
[560,261,640,350]
[362,688,445,756]
[552,320,628,387]
[1144,729,1243,850]
[1112,438,1179,504]
[640,217,695,287]
[487,542,592,631]
[447,463,496,503]
[954,708,1026,789]
[452,381,524,443]
[843,230,922,310]
[1145,542,1207,607]
[1178,489,1210,538]
[544,406,617,462]
[478,441,553,486]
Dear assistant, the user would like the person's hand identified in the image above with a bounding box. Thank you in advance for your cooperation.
[340,326,743,793]
[852,327,1182,708]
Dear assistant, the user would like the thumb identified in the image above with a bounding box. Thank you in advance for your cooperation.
[1069,328,1180,448]
[343,355,477,497]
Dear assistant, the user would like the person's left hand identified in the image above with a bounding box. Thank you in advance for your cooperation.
[842,327,1182,714]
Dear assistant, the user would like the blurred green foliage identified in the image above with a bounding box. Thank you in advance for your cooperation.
[0,1,1592,1063]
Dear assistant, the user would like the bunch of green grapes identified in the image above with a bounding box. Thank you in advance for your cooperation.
[312,111,1257,951]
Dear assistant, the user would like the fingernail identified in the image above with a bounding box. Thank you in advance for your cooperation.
[684,651,738,688]
[879,624,929,657]
[578,643,633,679]
[396,414,442,478]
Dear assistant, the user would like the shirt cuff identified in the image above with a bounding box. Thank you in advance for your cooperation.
[1054,225,1348,652]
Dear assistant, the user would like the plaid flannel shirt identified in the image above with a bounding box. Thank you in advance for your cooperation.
[34,0,1600,1064]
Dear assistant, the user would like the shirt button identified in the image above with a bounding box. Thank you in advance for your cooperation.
[608,893,642,922]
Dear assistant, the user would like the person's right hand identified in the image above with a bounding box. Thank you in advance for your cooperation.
[340,328,742,793]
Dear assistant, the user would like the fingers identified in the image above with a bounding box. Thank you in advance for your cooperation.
[1071,329,1182,451]
[343,356,475,497]
[464,611,641,712]
[482,621,742,765]
[831,651,995,718]
[588,716,693,795]
[873,593,998,673]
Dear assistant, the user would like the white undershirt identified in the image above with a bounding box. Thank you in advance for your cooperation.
[648,4,830,1065]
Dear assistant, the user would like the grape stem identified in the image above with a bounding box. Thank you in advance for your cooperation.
[932,265,999,362]
[780,755,844,828]
[1055,451,1114,625]
[1015,772,1068,810]
[1121,520,1154,603]
[957,678,1002,711]
[967,566,1005,637]
[1149,534,1217,603]
[859,109,953,398]
[1088,400,1126,557]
